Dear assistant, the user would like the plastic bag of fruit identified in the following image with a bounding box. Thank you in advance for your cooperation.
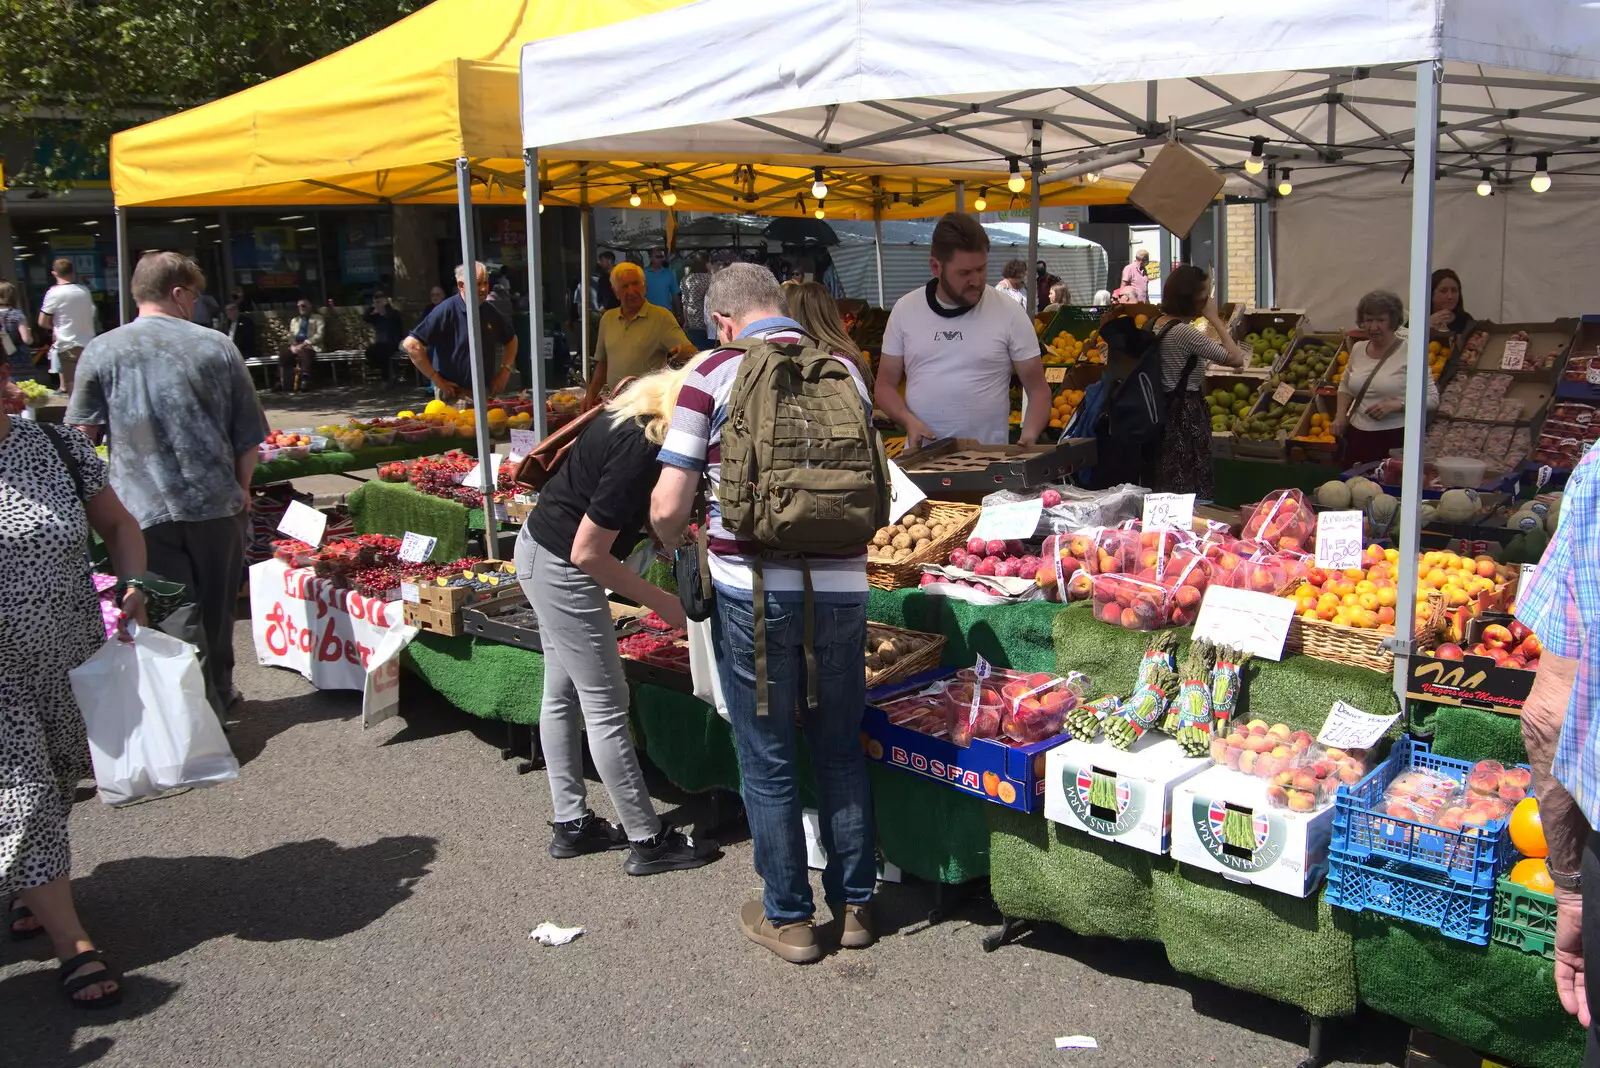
[995,669,1088,743]
[1264,743,1369,811]
[944,678,1004,747]
[1210,719,1317,780]
[981,483,1144,537]
[1090,572,1174,630]
[1241,488,1316,554]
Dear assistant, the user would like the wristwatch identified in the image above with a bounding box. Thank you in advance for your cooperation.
[1549,866,1582,892]
[114,576,149,602]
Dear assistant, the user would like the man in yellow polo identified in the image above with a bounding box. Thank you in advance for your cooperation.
[584,261,695,409]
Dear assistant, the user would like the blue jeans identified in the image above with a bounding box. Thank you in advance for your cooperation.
[712,586,876,924]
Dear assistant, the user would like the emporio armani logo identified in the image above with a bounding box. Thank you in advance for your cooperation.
[934,330,963,341]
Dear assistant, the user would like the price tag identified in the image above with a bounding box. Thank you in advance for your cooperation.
[886,459,928,524]
[971,497,1044,542]
[1272,381,1296,406]
[361,622,420,730]
[1191,586,1297,661]
[400,582,420,604]
[276,500,327,548]
[509,429,537,460]
[1500,338,1528,371]
[460,453,505,489]
[1515,563,1539,615]
[1537,464,1554,490]
[1588,364,1600,386]
[1314,510,1364,570]
[1317,701,1400,751]
[398,531,437,564]
[1044,366,1067,384]
[968,654,992,728]
[1142,492,1195,531]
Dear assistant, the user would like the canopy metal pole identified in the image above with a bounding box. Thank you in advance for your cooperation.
[580,195,592,384]
[1391,59,1442,701]
[1158,227,1173,286]
[954,180,965,214]
[1026,121,1042,318]
[1213,202,1228,303]
[455,158,502,558]
[114,206,130,325]
[872,201,886,309]
[524,149,549,442]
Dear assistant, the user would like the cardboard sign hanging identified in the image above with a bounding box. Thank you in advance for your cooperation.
[1126,141,1226,239]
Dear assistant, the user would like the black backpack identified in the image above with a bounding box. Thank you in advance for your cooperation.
[1097,317,1190,446]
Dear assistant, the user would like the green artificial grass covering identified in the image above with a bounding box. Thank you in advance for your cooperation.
[403,631,543,725]
[1353,912,1584,1068]
[631,682,745,796]
[1429,705,1530,766]
[989,805,1162,942]
[252,436,479,485]
[866,589,1062,672]
[870,764,991,884]
[348,480,471,563]
[1152,865,1358,1019]
[1049,602,1401,733]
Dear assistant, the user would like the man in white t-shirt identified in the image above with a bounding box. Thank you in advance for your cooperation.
[38,257,97,395]
[874,213,1050,447]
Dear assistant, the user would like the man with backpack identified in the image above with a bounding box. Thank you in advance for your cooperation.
[873,212,1052,448]
[650,263,886,965]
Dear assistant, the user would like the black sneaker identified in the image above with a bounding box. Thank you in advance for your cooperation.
[548,810,628,859]
[624,825,720,876]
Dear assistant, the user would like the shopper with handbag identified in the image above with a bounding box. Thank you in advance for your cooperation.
[1334,290,1439,467]
[512,358,720,875]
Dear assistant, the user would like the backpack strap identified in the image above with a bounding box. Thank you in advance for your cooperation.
[41,423,87,503]
[752,561,769,716]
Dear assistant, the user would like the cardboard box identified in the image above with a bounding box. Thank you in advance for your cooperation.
[1043,735,1211,854]
[898,437,1096,497]
[1406,614,1534,714]
[1170,764,1335,897]
[861,674,1071,813]
[1404,1028,1512,1068]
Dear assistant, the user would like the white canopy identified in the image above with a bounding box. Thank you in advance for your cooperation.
[522,0,1600,196]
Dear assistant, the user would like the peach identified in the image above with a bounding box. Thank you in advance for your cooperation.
[1238,751,1259,775]
[1292,771,1319,791]
[1245,719,1270,735]
[1502,767,1532,790]
[1290,731,1315,750]
[1482,623,1515,648]
[1499,784,1527,803]
[1266,783,1289,806]
[1267,723,1292,741]
[1287,789,1318,812]
[1210,738,1229,762]
[1338,763,1364,786]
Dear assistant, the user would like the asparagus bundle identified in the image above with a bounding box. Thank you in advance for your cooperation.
[1208,645,1252,735]
[1163,641,1216,735]
[1136,630,1178,691]
[1104,663,1177,751]
[1065,695,1122,742]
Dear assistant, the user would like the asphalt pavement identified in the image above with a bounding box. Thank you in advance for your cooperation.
[0,617,1413,1068]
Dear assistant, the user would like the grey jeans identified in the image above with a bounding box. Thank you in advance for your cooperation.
[515,528,660,841]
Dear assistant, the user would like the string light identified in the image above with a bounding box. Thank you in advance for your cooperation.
[811,167,828,200]
[1245,137,1266,176]
[661,178,677,207]
[814,204,826,220]
[1530,154,1552,193]
[628,185,642,207]
[1083,172,1101,185]
[1476,170,1493,197]
[1006,158,1025,194]
[973,188,988,212]
[1276,168,1293,197]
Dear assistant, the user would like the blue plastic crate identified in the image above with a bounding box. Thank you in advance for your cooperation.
[1326,847,1495,945]
[1331,738,1524,888]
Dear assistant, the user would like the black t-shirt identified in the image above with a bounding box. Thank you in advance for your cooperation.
[528,413,662,561]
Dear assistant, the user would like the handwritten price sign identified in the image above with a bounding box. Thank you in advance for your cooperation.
[1314,510,1364,570]
[1142,492,1195,531]
[1500,338,1528,371]
[1317,701,1399,751]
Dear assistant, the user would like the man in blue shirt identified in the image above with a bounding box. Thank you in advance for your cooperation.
[644,247,681,321]
[402,261,518,400]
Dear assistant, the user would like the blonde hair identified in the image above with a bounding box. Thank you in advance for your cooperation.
[610,261,645,288]
[605,353,708,444]
[784,281,869,383]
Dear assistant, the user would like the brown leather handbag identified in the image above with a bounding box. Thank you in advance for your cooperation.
[512,377,635,490]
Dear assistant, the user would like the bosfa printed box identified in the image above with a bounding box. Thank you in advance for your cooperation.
[1170,764,1335,897]
[1043,735,1211,854]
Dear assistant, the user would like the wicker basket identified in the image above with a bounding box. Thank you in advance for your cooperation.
[865,501,982,591]
[864,623,947,690]
[1282,589,1445,672]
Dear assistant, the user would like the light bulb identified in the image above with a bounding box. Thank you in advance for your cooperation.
[662,189,677,207]
[973,188,987,212]
[811,167,828,200]
[1476,179,1492,197]
[1531,154,1551,193]
[1245,136,1267,176]
[628,185,642,207]
[537,203,544,214]
[1276,168,1293,197]
[1083,171,1101,185]
[1007,158,1025,194]
[814,207,825,220]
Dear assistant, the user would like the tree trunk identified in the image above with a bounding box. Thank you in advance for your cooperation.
[390,204,438,319]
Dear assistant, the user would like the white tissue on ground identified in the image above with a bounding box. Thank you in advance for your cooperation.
[528,922,584,946]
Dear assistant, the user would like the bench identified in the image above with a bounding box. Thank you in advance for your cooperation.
[245,306,383,388]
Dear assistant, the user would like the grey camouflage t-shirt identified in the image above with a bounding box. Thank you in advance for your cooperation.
[65,315,267,528]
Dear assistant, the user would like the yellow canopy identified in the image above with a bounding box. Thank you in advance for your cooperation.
[110,0,1130,216]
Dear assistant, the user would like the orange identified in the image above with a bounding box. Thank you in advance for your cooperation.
[996,781,1018,805]
[982,770,1000,797]
[1510,798,1547,859]
[1509,857,1555,895]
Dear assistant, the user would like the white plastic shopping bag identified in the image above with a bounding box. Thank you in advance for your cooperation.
[687,617,730,722]
[68,623,239,805]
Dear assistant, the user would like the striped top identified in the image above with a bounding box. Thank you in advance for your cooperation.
[659,318,873,595]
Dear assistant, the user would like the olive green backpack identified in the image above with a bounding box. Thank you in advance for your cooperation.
[716,336,890,714]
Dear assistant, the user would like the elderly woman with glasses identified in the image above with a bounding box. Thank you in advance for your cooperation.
[1333,290,1439,466]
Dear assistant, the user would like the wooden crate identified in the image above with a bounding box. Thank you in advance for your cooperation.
[404,601,462,636]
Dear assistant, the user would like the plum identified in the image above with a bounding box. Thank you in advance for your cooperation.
[986,539,1008,558]
[967,537,987,557]
[1041,488,1062,508]
[974,557,998,577]
[994,559,1019,579]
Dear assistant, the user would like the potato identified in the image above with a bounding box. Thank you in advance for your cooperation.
[876,642,900,665]
[872,529,892,548]
[914,538,931,551]
[866,653,882,671]
[894,547,911,560]
[908,523,930,541]
[929,524,946,539]
[901,513,919,528]
[891,532,912,549]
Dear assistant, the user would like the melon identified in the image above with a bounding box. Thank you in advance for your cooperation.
[1436,488,1478,523]
[1366,493,1400,536]
[1505,507,1542,532]
[1346,476,1383,508]
[1314,480,1352,509]
[1419,501,1438,527]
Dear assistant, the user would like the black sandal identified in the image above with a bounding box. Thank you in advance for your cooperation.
[59,949,122,1009]
[8,900,44,942]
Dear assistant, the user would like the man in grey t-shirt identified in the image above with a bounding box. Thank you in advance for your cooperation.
[67,252,267,710]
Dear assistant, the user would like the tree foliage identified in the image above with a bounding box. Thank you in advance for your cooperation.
[1,0,428,187]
